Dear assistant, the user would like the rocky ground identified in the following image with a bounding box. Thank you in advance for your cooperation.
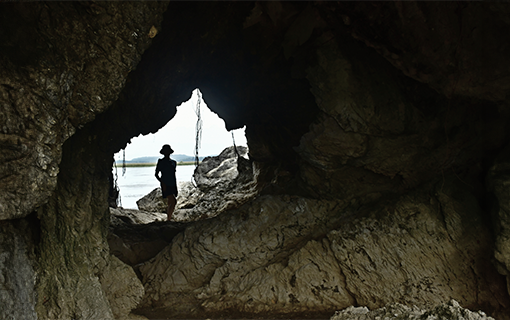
[332,300,494,320]
[108,147,506,320]
[108,146,256,267]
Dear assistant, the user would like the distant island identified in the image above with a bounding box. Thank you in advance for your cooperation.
[114,154,208,167]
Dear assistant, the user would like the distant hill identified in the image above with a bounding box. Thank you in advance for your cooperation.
[115,154,207,164]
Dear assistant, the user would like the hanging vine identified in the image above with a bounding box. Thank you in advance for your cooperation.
[194,89,203,167]
[231,131,240,159]
[122,149,126,176]
[112,160,122,208]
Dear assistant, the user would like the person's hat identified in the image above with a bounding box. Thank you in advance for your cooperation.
[160,144,174,155]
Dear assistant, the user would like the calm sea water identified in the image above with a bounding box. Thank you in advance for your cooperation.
[112,165,196,209]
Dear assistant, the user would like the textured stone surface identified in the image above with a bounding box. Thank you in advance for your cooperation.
[137,146,257,222]
[487,144,510,296]
[100,255,145,320]
[136,187,168,214]
[297,32,507,200]
[110,207,166,225]
[194,146,249,191]
[108,217,187,267]
[317,2,510,103]
[136,178,508,319]
[326,179,507,314]
[331,300,494,320]
[137,194,344,319]
[34,137,116,319]
[0,217,38,320]
[0,2,167,220]
[1,1,510,319]
[0,3,167,318]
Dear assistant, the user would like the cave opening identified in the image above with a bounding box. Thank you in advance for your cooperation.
[111,88,248,210]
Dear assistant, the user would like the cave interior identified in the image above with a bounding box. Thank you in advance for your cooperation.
[1,1,510,319]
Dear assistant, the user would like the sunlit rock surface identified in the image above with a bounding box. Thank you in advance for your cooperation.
[136,146,257,222]
[331,300,494,320]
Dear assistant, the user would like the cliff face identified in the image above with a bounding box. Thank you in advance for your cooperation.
[1,1,510,319]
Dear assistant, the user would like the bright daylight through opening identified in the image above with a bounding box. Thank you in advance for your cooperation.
[113,89,247,208]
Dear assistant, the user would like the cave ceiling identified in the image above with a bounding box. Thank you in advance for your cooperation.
[1,0,510,220]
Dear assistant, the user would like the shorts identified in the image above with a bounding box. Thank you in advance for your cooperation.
[161,183,178,198]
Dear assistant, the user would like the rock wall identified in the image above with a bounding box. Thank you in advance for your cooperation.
[0,2,167,319]
[135,177,508,319]
[1,1,510,319]
[487,144,510,296]
[0,216,38,320]
[0,2,166,220]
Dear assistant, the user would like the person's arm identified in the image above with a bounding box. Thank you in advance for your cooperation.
[155,161,161,182]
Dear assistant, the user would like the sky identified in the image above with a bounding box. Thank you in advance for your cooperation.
[114,89,247,161]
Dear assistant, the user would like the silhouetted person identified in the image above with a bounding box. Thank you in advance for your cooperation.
[155,144,177,221]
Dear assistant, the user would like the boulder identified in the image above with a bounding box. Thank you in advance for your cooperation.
[135,188,167,214]
[193,146,249,192]
[108,207,171,266]
[136,181,204,216]
[331,300,494,320]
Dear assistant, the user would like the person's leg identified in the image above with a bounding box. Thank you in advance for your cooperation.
[167,195,176,221]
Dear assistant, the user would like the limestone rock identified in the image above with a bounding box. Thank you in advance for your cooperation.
[0,218,38,320]
[298,33,507,200]
[136,181,204,216]
[2,1,510,319]
[0,2,167,219]
[136,178,508,319]
[486,144,510,295]
[331,300,494,320]
[100,255,144,320]
[193,146,249,192]
[136,146,257,222]
[108,217,187,267]
[135,188,167,214]
[175,181,205,211]
[110,207,166,225]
